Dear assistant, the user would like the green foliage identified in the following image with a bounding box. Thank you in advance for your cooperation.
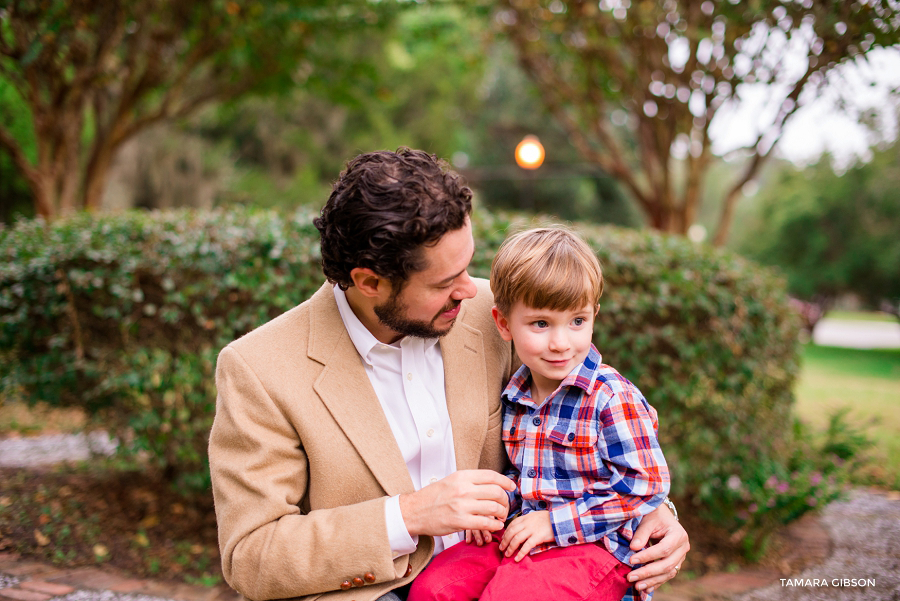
[3,207,834,554]
[0,75,35,222]
[1,208,323,489]
[698,414,869,559]
[199,3,491,210]
[737,142,900,315]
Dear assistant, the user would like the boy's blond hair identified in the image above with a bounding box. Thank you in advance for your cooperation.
[490,227,603,316]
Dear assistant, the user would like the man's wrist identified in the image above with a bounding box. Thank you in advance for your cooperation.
[662,497,679,522]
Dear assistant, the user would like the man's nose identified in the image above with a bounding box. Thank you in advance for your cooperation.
[452,270,478,300]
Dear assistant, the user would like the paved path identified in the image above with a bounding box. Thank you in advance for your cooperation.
[0,433,116,468]
[813,318,900,349]
[0,553,239,601]
[655,488,900,601]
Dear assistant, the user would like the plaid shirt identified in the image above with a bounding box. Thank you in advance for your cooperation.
[502,344,669,601]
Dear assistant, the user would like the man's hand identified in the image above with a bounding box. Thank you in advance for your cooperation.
[498,511,554,562]
[399,470,515,537]
[627,503,690,594]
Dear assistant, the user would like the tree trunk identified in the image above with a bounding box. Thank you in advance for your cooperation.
[30,173,56,220]
[713,185,742,247]
[83,145,116,212]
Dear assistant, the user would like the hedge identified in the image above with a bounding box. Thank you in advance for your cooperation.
[0,208,859,556]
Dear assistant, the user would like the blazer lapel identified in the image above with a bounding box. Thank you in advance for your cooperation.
[307,284,414,497]
[441,303,489,471]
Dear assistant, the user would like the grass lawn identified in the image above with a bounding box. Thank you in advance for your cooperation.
[824,310,898,323]
[794,344,900,489]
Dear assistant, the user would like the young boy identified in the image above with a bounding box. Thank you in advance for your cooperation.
[408,227,670,601]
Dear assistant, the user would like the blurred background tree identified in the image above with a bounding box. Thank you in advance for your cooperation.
[0,0,400,219]
[497,0,899,244]
[734,137,900,320]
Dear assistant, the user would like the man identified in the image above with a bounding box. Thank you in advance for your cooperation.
[209,148,688,601]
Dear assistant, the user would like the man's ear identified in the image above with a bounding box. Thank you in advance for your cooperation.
[349,268,389,299]
[491,306,514,342]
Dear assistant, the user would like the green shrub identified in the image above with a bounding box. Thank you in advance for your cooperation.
[2,207,844,555]
[1,209,323,490]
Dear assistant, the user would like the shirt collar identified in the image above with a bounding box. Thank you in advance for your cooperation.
[502,344,603,406]
[333,285,440,365]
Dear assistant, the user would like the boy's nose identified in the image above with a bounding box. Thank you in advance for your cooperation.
[548,329,570,351]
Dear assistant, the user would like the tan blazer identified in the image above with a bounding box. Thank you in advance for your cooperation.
[209,278,512,601]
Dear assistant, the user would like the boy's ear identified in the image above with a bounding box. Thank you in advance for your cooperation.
[349,267,389,299]
[491,306,514,342]
[594,304,600,316]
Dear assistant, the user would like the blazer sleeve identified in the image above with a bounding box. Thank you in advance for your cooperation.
[209,346,408,600]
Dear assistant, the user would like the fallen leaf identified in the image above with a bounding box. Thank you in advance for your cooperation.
[139,515,160,529]
[190,544,204,555]
[170,503,184,514]
[0,497,11,507]
[133,533,150,547]
[38,514,51,525]
[93,544,109,558]
[34,530,50,546]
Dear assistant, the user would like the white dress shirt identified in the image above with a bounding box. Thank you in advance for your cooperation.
[333,286,460,556]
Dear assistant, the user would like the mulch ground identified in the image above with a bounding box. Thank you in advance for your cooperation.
[0,465,221,587]
[0,463,809,590]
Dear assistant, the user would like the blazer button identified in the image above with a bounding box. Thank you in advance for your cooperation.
[364,573,376,583]
[340,581,351,590]
[405,564,413,577]
[352,577,364,587]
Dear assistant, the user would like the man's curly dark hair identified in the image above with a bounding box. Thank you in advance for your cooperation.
[314,148,473,290]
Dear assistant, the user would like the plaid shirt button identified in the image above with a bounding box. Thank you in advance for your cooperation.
[533,417,542,426]
[527,468,537,477]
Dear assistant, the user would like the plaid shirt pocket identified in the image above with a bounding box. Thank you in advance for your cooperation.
[546,418,599,481]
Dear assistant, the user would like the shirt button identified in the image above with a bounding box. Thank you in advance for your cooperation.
[352,577,364,587]
[568,536,577,544]
[538,501,547,509]
[532,417,542,426]
[430,477,438,484]
[364,573,376,583]
[407,373,413,381]
[426,428,435,437]
[567,432,575,441]
[527,468,537,478]
[340,581,352,590]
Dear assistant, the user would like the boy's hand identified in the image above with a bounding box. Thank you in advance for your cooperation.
[465,528,495,546]
[499,511,554,561]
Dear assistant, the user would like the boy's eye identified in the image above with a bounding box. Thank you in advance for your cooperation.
[533,320,548,328]
[573,317,585,326]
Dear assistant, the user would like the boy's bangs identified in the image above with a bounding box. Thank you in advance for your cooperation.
[517,257,600,312]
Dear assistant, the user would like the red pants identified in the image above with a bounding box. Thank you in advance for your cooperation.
[408,532,632,601]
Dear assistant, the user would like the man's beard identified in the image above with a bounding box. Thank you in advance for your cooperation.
[374,292,461,339]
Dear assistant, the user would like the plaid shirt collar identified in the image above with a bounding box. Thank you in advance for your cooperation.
[502,344,603,409]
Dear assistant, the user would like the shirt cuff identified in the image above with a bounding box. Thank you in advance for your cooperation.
[385,494,419,557]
